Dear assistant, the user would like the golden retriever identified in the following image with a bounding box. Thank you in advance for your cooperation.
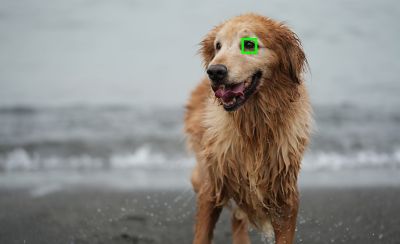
[184,13,312,244]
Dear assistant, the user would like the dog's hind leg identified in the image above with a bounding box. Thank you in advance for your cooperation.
[232,208,251,244]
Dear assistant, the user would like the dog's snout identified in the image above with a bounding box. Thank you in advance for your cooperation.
[207,64,227,84]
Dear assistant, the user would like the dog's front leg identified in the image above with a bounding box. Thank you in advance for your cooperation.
[193,184,223,244]
[271,198,299,244]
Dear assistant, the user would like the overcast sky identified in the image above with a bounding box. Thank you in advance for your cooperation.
[0,0,399,108]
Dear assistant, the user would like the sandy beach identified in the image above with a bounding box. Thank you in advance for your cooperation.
[0,186,399,244]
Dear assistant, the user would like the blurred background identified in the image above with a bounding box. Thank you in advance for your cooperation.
[0,0,400,243]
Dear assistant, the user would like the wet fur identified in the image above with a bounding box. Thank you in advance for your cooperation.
[185,14,312,244]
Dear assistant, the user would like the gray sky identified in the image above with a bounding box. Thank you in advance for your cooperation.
[0,0,399,107]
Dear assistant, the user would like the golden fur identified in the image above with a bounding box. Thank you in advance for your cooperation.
[185,13,312,244]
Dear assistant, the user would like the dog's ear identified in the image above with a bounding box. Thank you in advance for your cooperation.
[280,30,307,84]
[199,26,221,68]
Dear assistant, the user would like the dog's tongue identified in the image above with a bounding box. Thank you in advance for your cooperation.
[214,83,245,102]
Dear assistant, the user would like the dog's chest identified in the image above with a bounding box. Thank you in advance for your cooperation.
[206,130,272,221]
[203,106,272,209]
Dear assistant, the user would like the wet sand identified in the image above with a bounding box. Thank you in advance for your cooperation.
[0,187,399,244]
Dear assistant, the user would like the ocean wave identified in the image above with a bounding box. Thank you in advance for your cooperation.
[303,150,400,171]
[0,106,38,115]
[0,147,194,172]
[1,147,400,173]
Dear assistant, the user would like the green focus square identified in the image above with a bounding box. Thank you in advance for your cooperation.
[241,37,258,55]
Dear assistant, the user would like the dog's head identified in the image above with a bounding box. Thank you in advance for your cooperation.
[201,14,306,111]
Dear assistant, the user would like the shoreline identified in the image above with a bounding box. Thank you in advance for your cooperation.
[1,168,400,193]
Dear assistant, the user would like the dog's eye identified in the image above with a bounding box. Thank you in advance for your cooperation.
[244,40,255,50]
[215,42,221,50]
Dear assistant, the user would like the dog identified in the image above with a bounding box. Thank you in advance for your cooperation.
[184,13,312,244]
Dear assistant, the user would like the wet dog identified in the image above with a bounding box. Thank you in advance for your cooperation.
[185,13,312,244]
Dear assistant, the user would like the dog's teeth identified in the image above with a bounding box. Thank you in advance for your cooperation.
[223,97,237,106]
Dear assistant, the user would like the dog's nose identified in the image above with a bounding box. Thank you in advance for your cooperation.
[207,64,227,83]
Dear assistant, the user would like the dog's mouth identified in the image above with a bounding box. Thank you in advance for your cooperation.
[212,71,262,111]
